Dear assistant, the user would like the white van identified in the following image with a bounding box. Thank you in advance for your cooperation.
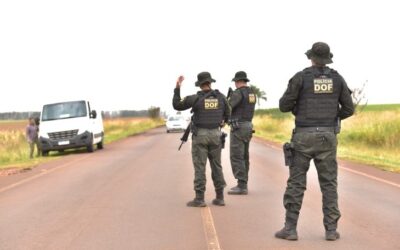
[38,100,104,156]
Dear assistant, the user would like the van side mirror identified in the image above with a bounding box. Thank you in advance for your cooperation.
[90,110,97,119]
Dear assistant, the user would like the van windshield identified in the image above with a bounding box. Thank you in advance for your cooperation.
[42,101,87,121]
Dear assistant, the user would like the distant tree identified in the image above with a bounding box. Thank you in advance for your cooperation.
[0,111,40,120]
[250,84,267,108]
[352,81,368,114]
[148,106,161,119]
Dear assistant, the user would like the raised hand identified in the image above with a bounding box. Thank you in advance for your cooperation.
[176,75,185,88]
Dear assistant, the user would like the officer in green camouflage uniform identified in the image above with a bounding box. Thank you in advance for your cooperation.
[173,72,230,207]
[227,71,256,195]
[275,42,354,241]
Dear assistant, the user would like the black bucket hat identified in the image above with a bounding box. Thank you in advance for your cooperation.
[195,72,216,87]
[232,71,250,82]
[305,42,333,65]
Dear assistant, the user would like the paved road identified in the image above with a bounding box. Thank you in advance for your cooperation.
[0,128,399,250]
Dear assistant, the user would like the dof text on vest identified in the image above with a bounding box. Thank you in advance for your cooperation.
[295,67,342,127]
[231,87,256,122]
[192,91,225,129]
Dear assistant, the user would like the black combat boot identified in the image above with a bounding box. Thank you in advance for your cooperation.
[325,230,340,241]
[227,181,248,195]
[275,222,298,241]
[212,189,225,206]
[187,191,206,207]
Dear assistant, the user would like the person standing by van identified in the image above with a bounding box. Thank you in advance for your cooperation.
[26,117,39,158]
[34,116,41,156]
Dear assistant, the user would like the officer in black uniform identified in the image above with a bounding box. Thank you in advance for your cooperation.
[275,42,354,241]
[227,71,256,195]
[173,72,230,207]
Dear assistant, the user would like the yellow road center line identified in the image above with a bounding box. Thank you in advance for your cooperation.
[0,154,93,194]
[201,207,222,250]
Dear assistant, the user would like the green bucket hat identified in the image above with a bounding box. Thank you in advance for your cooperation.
[232,71,250,82]
[305,42,333,65]
[195,72,216,87]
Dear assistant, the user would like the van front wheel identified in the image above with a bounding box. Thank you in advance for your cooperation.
[97,140,104,150]
[87,143,94,153]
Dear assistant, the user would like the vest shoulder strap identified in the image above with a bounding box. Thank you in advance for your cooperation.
[190,91,217,113]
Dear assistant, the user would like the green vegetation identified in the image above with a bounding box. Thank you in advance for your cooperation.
[357,103,400,112]
[250,84,267,107]
[0,118,164,170]
[0,128,55,170]
[255,108,292,119]
[103,118,164,143]
[254,104,400,172]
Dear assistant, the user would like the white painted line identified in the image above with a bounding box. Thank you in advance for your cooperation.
[0,155,93,194]
[340,166,400,189]
[259,140,400,189]
[201,207,222,250]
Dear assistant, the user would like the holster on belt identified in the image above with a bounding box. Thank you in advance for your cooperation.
[229,118,240,131]
[283,142,294,167]
[220,132,228,149]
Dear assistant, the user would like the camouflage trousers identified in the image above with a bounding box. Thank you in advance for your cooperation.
[230,122,253,184]
[283,131,341,231]
[192,128,226,193]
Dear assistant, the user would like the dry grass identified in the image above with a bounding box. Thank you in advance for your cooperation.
[103,117,164,143]
[253,115,292,142]
[0,120,26,131]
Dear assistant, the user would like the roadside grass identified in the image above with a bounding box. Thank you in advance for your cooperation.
[358,103,400,112]
[253,104,400,173]
[0,128,55,170]
[103,118,164,143]
[0,120,26,131]
[0,118,164,170]
[253,115,292,143]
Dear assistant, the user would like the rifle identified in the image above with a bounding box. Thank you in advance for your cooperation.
[334,117,341,134]
[178,122,192,151]
[227,87,233,99]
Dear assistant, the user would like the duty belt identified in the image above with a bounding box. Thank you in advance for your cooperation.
[230,120,252,130]
[238,121,252,126]
[294,127,335,133]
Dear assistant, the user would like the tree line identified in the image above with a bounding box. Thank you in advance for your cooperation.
[0,112,40,120]
[0,107,161,120]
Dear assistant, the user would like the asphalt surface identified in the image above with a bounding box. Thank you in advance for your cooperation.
[0,128,399,250]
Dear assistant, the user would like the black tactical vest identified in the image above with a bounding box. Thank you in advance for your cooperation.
[231,87,256,122]
[192,90,225,129]
[295,67,342,127]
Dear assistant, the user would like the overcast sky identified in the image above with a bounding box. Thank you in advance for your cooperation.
[1,0,399,115]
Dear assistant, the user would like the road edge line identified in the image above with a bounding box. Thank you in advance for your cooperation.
[257,139,400,189]
[0,155,93,194]
[340,165,400,189]
[201,207,222,250]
